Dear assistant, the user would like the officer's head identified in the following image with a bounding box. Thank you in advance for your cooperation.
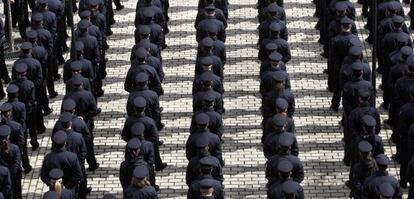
[200,72,214,88]
[201,57,213,71]
[70,75,84,90]
[407,55,414,73]
[52,130,67,149]
[375,154,390,171]
[269,52,282,68]
[127,138,142,158]
[78,19,91,33]
[340,17,353,32]
[0,103,13,120]
[37,0,48,9]
[48,168,64,193]
[282,181,298,199]
[199,156,214,175]
[400,46,413,61]
[59,112,73,129]
[26,30,38,44]
[6,84,19,99]
[136,25,151,41]
[90,0,100,12]
[358,140,373,162]
[202,37,215,52]
[349,46,363,61]
[0,125,11,148]
[267,3,279,18]
[15,63,29,79]
[273,72,287,92]
[75,42,84,57]
[272,114,287,132]
[21,42,33,55]
[61,99,76,114]
[135,72,149,88]
[378,182,395,199]
[131,165,150,188]
[31,12,44,26]
[133,97,146,114]
[357,88,371,104]
[396,33,410,49]
[130,122,145,140]
[199,178,215,196]
[392,15,404,29]
[205,5,215,16]
[335,2,347,17]
[195,113,209,129]
[196,134,210,154]
[202,93,215,109]
[70,61,83,75]
[362,115,376,136]
[269,22,281,38]
[278,132,294,154]
[351,62,363,78]
[275,98,288,115]
[277,160,292,180]
[79,10,92,21]
[143,9,155,23]
[386,2,398,17]
[265,42,278,58]
[135,47,148,64]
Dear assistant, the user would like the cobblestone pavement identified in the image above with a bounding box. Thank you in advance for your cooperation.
[0,0,411,198]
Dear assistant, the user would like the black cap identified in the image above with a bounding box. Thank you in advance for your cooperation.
[272,71,287,82]
[350,38,362,47]
[375,154,390,166]
[79,10,91,18]
[138,39,151,49]
[0,103,13,112]
[137,25,151,35]
[195,134,210,148]
[135,47,148,59]
[59,112,73,123]
[265,42,278,51]
[37,0,47,4]
[32,12,44,22]
[358,88,371,98]
[277,160,293,173]
[201,57,213,66]
[200,72,214,82]
[282,180,299,194]
[278,132,294,147]
[351,62,363,71]
[362,115,376,127]
[387,2,398,11]
[392,15,404,24]
[26,30,38,39]
[102,194,117,199]
[379,182,395,197]
[70,61,83,71]
[275,98,289,110]
[133,164,149,178]
[201,37,214,48]
[202,93,215,102]
[349,46,363,56]
[62,99,76,111]
[272,114,287,127]
[269,52,282,61]
[15,63,28,73]
[90,0,100,6]
[135,72,149,82]
[78,19,91,29]
[269,22,281,32]
[401,46,413,57]
[127,138,142,149]
[335,1,347,11]
[340,16,353,25]
[195,113,210,125]
[52,130,67,145]
[130,123,145,137]
[358,140,372,153]
[6,84,19,94]
[267,3,279,13]
[48,168,64,179]
[43,191,59,199]
[0,125,11,137]
[75,42,84,51]
[21,42,33,50]
[396,32,410,43]
[199,156,215,167]
[133,96,147,108]
[143,8,155,18]
[71,75,83,86]
[205,4,215,11]
[199,178,214,188]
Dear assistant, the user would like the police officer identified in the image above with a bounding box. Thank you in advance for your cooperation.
[196,32,226,65]
[266,160,292,189]
[259,52,286,79]
[34,0,57,36]
[123,165,158,198]
[192,75,224,114]
[120,138,153,191]
[126,73,163,130]
[188,177,224,199]
[190,94,224,140]
[138,9,165,49]
[3,0,27,39]
[196,15,226,43]
[76,20,100,81]
[186,135,223,186]
[0,163,11,198]
[186,113,223,165]
[0,18,10,100]
[0,104,30,174]
[260,67,291,95]
[262,114,298,158]
[263,103,296,142]
[349,141,378,199]
[198,0,228,19]
[259,22,291,64]
[40,131,83,197]
[0,125,22,199]
[268,180,305,199]
[122,97,167,171]
[195,4,227,29]
[65,62,93,93]
[192,68,224,95]
[5,85,26,144]
[135,0,167,34]
[257,2,286,24]
[45,168,75,198]
[195,55,223,80]
[10,63,38,150]
[258,3,288,43]
[266,133,304,185]
[362,154,402,199]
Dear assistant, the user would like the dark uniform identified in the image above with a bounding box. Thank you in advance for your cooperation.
[0,18,10,100]
[195,5,227,29]
[190,103,224,139]
[195,55,223,80]
[258,4,288,43]
[259,52,286,78]
[196,16,226,43]
[267,180,305,199]
[123,165,158,198]
[76,20,100,79]
[258,22,291,64]
[0,165,11,198]
[197,34,226,65]
[193,83,224,114]
[188,177,224,199]
[260,68,291,95]
[193,70,224,95]
[198,0,228,19]
[46,168,75,199]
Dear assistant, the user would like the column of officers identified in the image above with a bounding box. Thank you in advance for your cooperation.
[256,1,305,198]
[0,0,134,197]
[313,0,414,198]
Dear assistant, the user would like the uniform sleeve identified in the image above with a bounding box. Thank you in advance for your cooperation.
[78,136,87,163]
[119,162,129,190]
[40,156,51,185]
[72,156,83,183]
[147,143,155,166]
[1,168,12,196]
[213,139,224,166]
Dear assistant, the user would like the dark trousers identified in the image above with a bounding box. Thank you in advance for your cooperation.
[10,168,22,199]
[4,3,26,39]
[79,163,87,199]
[0,41,10,83]
[154,144,163,168]
[26,109,38,146]
[21,134,31,171]
[113,0,122,7]
[35,87,47,132]
[85,133,98,168]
